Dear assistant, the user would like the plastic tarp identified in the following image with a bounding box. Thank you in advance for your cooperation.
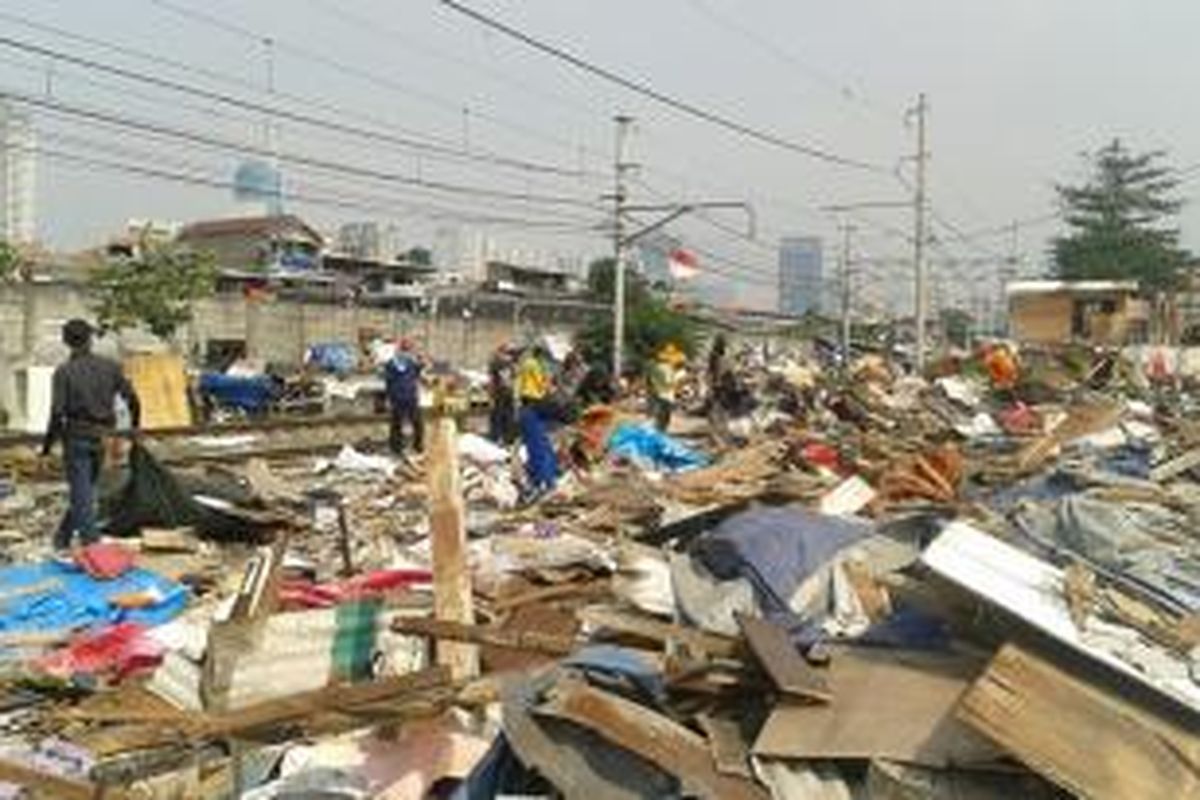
[608,423,709,473]
[0,560,187,638]
[690,505,874,625]
[306,342,358,376]
[199,372,278,414]
[102,443,274,541]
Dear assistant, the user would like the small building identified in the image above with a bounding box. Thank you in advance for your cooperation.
[323,253,437,310]
[483,259,579,296]
[177,215,324,274]
[1006,280,1149,346]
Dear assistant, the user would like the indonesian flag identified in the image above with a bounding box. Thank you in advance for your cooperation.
[668,247,699,281]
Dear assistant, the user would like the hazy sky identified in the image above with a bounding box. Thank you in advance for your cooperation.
[2,0,1198,311]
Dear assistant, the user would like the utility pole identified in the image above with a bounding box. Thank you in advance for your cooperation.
[612,114,634,381]
[839,223,856,369]
[911,93,929,372]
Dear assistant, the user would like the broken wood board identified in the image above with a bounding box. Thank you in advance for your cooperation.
[1150,447,1200,483]
[392,616,577,656]
[577,606,739,659]
[139,527,198,553]
[753,648,1002,767]
[0,756,119,800]
[428,414,479,680]
[503,677,676,800]
[200,666,451,738]
[697,713,754,778]
[923,521,1200,713]
[865,759,1061,800]
[958,642,1200,800]
[737,613,831,702]
[537,677,769,800]
[123,352,191,430]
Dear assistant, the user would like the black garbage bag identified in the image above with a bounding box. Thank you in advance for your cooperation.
[101,443,274,541]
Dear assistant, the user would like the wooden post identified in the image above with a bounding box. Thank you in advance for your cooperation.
[427,405,479,680]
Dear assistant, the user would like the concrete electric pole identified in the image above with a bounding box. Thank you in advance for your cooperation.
[611,114,635,381]
[911,93,929,372]
[839,223,856,369]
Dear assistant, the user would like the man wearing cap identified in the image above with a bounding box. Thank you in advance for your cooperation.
[384,338,425,456]
[42,319,141,553]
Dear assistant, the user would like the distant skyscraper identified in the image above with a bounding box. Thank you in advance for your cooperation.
[778,236,824,316]
[0,101,36,245]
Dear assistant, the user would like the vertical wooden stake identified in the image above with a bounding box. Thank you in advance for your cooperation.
[427,412,479,680]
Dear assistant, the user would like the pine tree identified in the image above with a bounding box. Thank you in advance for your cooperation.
[1053,140,1188,292]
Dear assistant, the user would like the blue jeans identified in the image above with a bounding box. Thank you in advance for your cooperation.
[55,436,103,549]
[519,404,559,491]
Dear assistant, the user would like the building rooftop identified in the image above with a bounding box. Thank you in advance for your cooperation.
[178,214,324,244]
[1006,279,1139,297]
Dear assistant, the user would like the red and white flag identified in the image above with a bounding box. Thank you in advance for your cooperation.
[668,247,699,281]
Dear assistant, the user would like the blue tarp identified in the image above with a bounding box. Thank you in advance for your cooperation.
[199,373,277,414]
[608,423,709,472]
[0,561,188,637]
[691,504,874,622]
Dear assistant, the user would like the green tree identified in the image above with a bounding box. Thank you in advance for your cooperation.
[578,257,695,373]
[406,246,432,266]
[89,238,217,341]
[0,240,26,282]
[940,308,973,348]
[1053,140,1188,291]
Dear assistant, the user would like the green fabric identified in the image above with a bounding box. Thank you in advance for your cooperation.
[331,597,381,682]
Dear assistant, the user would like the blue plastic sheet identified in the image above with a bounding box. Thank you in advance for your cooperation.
[0,561,188,637]
[608,423,709,472]
[692,504,873,617]
[199,373,277,414]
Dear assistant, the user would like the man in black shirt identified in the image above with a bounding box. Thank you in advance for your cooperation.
[42,319,141,551]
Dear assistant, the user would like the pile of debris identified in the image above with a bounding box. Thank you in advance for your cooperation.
[0,343,1198,798]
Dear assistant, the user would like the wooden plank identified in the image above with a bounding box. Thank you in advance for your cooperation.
[427,414,479,680]
[391,616,577,656]
[753,648,1001,767]
[199,666,451,738]
[123,352,192,430]
[696,713,753,778]
[923,521,1200,712]
[737,613,831,702]
[536,677,769,800]
[576,606,739,659]
[1150,447,1200,482]
[958,642,1200,800]
[0,756,116,800]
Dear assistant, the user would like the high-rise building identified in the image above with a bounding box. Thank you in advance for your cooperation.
[0,101,36,245]
[778,236,824,316]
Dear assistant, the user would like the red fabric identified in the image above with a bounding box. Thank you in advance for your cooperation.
[997,402,1042,435]
[76,543,136,580]
[802,442,841,471]
[278,569,432,610]
[38,622,163,681]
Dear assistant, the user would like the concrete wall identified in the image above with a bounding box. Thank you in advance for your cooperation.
[0,282,602,425]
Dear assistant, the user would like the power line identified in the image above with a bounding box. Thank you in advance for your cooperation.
[0,33,594,179]
[5,88,606,211]
[16,139,602,234]
[682,0,897,123]
[0,7,604,180]
[148,0,606,173]
[301,0,602,125]
[438,0,888,173]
